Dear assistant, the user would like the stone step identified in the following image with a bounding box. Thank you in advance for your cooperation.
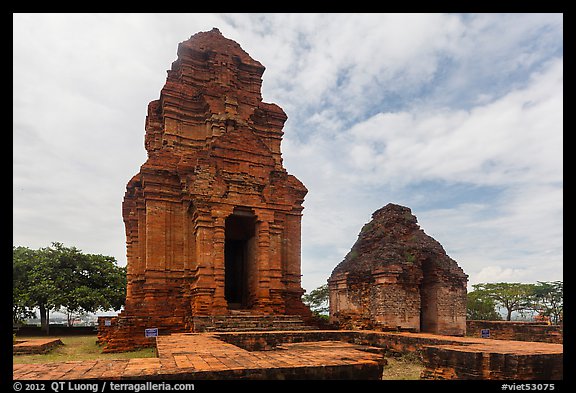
[191,314,318,333]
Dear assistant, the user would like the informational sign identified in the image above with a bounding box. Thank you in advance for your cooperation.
[145,328,159,338]
[480,328,490,338]
[104,319,112,327]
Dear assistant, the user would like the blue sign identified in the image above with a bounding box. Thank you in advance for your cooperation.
[480,328,490,338]
[145,328,159,338]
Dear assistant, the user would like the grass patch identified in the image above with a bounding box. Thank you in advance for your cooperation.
[382,354,425,380]
[13,335,156,364]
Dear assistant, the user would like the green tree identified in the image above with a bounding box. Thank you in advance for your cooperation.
[55,247,126,326]
[20,245,61,333]
[471,282,536,321]
[532,281,563,324]
[466,289,502,320]
[12,246,38,325]
[13,242,126,333]
[302,284,329,316]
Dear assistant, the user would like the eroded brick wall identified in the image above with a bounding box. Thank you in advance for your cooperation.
[466,320,562,344]
[328,204,468,336]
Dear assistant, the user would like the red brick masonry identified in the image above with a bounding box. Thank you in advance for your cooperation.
[466,320,562,344]
[104,28,313,352]
[13,332,383,380]
[13,338,64,355]
[13,330,562,380]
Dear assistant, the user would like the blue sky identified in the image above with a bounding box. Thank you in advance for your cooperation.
[13,13,563,293]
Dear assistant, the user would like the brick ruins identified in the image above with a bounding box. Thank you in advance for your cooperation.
[86,30,563,381]
[328,203,468,335]
[100,28,311,351]
[99,29,469,352]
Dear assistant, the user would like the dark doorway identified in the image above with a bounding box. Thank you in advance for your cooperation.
[224,212,256,309]
[419,258,439,333]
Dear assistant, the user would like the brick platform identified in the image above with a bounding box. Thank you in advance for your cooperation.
[13,330,562,380]
[420,339,563,380]
[13,338,64,355]
[466,320,563,344]
[13,332,384,380]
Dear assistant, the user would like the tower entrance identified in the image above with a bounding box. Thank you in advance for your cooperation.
[224,211,256,309]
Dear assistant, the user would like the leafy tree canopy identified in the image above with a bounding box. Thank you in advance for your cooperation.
[13,242,126,330]
[302,284,329,316]
[468,281,563,323]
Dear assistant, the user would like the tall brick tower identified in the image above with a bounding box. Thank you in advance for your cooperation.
[100,28,311,351]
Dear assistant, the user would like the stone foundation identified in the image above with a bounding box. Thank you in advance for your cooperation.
[420,341,563,380]
[466,320,562,344]
[97,316,175,352]
[13,338,64,355]
[14,330,563,380]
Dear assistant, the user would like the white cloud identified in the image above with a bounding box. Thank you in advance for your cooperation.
[473,266,533,286]
[13,13,562,294]
[335,57,563,187]
[295,57,562,290]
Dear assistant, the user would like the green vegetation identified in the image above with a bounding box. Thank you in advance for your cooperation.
[302,284,329,316]
[13,243,126,333]
[404,252,416,263]
[345,249,359,261]
[467,281,563,322]
[467,290,502,320]
[360,221,373,234]
[13,335,155,364]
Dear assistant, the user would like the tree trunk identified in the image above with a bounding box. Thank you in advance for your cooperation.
[506,309,512,321]
[67,310,74,327]
[39,305,51,335]
[39,304,48,334]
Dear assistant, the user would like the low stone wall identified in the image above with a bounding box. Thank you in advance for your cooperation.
[466,320,562,343]
[421,342,563,380]
[214,330,563,380]
[14,326,97,336]
[96,316,117,346]
[97,316,167,352]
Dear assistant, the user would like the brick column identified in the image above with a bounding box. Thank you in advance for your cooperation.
[268,218,286,313]
[254,216,272,313]
[190,214,215,315]
[211,214,228,314]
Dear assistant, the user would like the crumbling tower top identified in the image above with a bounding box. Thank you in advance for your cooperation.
[144,27,287,168]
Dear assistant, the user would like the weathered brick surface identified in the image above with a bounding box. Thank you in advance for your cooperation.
[420,340,563,380]
[14,332,384,380]
[466,320,563,344]
[13,338,64,355]
[14,331,562,380]
[101,28,312,352]
[329,204,467,335]
[191,311,317,332]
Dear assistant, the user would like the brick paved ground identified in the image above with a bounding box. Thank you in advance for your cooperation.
[13,332,384,380]
[12,330,562,380]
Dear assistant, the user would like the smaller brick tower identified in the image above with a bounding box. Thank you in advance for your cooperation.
[328,203,468,335]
